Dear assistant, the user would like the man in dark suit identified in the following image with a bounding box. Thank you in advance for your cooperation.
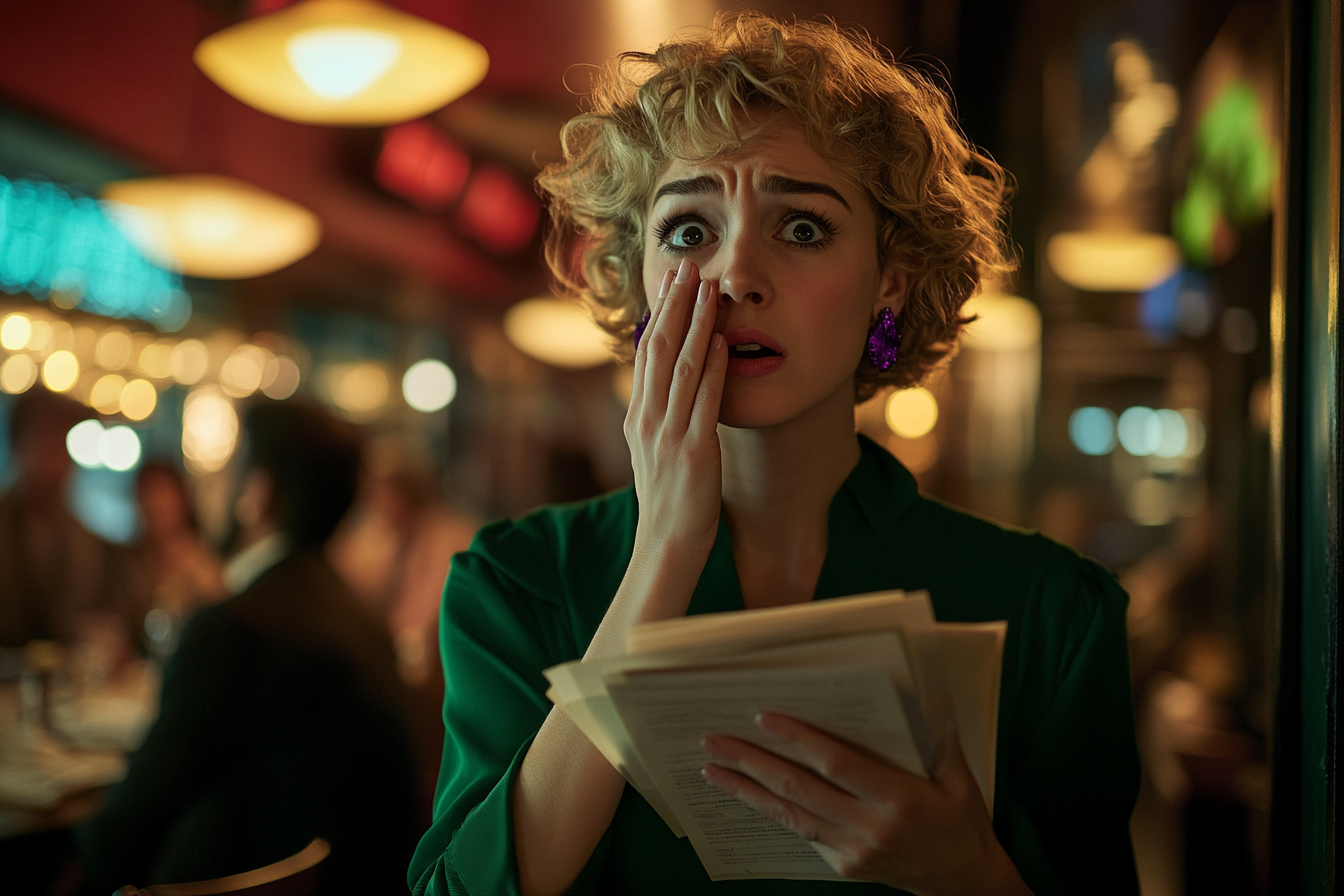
[75,400,420,894]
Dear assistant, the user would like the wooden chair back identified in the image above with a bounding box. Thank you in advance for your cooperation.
[113,838,330,896]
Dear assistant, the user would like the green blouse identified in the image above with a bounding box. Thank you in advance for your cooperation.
[409,436,1140,895]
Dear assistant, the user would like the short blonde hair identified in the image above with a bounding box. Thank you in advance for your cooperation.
[536,10,1015,399]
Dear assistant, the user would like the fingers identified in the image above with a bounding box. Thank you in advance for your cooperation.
[702,733,858,828]
[754,713,921,804]
[701,762,847,850]
[629,267,677,417]
[688,331,726,443]
[666,278,720,426]
[635,259,698,421]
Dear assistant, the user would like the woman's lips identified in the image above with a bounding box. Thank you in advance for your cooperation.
[721,328,785,378]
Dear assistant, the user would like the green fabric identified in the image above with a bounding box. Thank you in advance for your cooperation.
[409,436,1140,895]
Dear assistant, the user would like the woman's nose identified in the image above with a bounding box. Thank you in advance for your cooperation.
[712,232,771,306]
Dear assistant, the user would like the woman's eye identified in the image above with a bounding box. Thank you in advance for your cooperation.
[663,221,712,249]
[780,218,827,245]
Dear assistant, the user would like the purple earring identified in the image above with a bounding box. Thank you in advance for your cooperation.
[633,311,651,348]
[866,307,901,371]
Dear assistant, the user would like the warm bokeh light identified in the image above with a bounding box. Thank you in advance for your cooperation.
[261,355,301,399]
[138,340,175,378]
[90,374,128,415]
[95,327,133,370]
[960,293,1042,351]
[612,365,634,406]
[42,350,80,392]
[67,419,106,469]
[0,354,38,394]
[1,313,31,351]
[119,378,158,421]
[220,344,270,397]
[1179,409,1207,458]
[402,358,457,412]
[171,339,210,385]
[884,388,939,439]
[182,387,239,473]
[103,176,321,279]
[1046,231,1182,292]
[503,298,611,369]
[99,425,142,472]
[328,362,389,414]
[25,319,54,355]
[1069,407,1118,456]
[193,0,489,126]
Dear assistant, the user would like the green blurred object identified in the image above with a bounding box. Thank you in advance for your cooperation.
[1172,80,1278,266]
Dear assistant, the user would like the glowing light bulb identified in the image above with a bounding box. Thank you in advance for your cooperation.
[98,425,142,472]
[119,379,159,421]
[1,314,32,351]
[287,27,402,99]
[402,359,456,412]
[884,388,939,439]
[0,355,38,394]
[42,350,80,392]
[67,419,106,468]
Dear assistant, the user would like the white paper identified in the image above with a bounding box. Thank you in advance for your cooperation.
[607,662,918,881]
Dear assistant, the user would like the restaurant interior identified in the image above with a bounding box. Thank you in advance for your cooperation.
[0,0,1337,893]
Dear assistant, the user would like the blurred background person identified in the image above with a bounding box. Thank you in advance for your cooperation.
[329,462,476,686]
[131,461,225,659]
[70,400,420,894]
[0,388,142,669]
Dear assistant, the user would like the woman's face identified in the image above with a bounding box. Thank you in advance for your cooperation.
[641,116,906,430]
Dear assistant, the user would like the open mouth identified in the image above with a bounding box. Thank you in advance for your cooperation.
[728,342,782,359]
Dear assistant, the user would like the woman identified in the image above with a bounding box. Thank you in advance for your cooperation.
[410,12,1138,896]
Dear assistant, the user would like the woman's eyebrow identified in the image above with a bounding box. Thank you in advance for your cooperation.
[759,174,851,211]
[650,173,852,212]
[652,174,720,204]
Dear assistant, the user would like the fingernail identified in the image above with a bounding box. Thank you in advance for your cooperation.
[711,333,724,351]
[701,735,722,755]
[697,281,712,306]
[658,269,675,299]
[675,258,692,283]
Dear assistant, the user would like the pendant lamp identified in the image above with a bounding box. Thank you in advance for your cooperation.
[503,298,613,369]
[1045,231,1182,293]
[194,0,489,126]
[102,175,321,279]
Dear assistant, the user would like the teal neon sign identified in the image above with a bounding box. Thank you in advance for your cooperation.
[0,176,190,330]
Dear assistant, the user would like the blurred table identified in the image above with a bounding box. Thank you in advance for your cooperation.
[0,660,159,839]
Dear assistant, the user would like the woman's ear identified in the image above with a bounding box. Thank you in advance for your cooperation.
[875,264,910,319]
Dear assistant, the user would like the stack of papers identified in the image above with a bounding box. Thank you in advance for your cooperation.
[544,590,1006,881]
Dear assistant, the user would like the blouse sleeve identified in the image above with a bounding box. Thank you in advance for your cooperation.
[995,556,1141,896]
[407,524,613,896]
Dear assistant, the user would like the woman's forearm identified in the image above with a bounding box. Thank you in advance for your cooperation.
[513,541,706,896]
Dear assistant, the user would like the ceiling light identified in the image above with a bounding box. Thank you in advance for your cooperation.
[103,176,320,280]
[402,359,457,412]
[1046,231,1182,293]
[503,298,611,369]
[194,0,489,126]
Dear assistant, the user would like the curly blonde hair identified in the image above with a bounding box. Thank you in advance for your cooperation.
[536,10,1015,399]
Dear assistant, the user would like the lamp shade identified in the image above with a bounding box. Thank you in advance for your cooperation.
[503,298,612,369]
[1046,231,1182,293]
[102,175,321,279]
[194,0,489,126]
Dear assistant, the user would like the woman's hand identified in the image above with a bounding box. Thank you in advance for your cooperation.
[701,713,1033,896]
[625,258,728,568]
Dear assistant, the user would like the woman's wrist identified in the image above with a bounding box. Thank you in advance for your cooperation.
[584,535,711,661]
